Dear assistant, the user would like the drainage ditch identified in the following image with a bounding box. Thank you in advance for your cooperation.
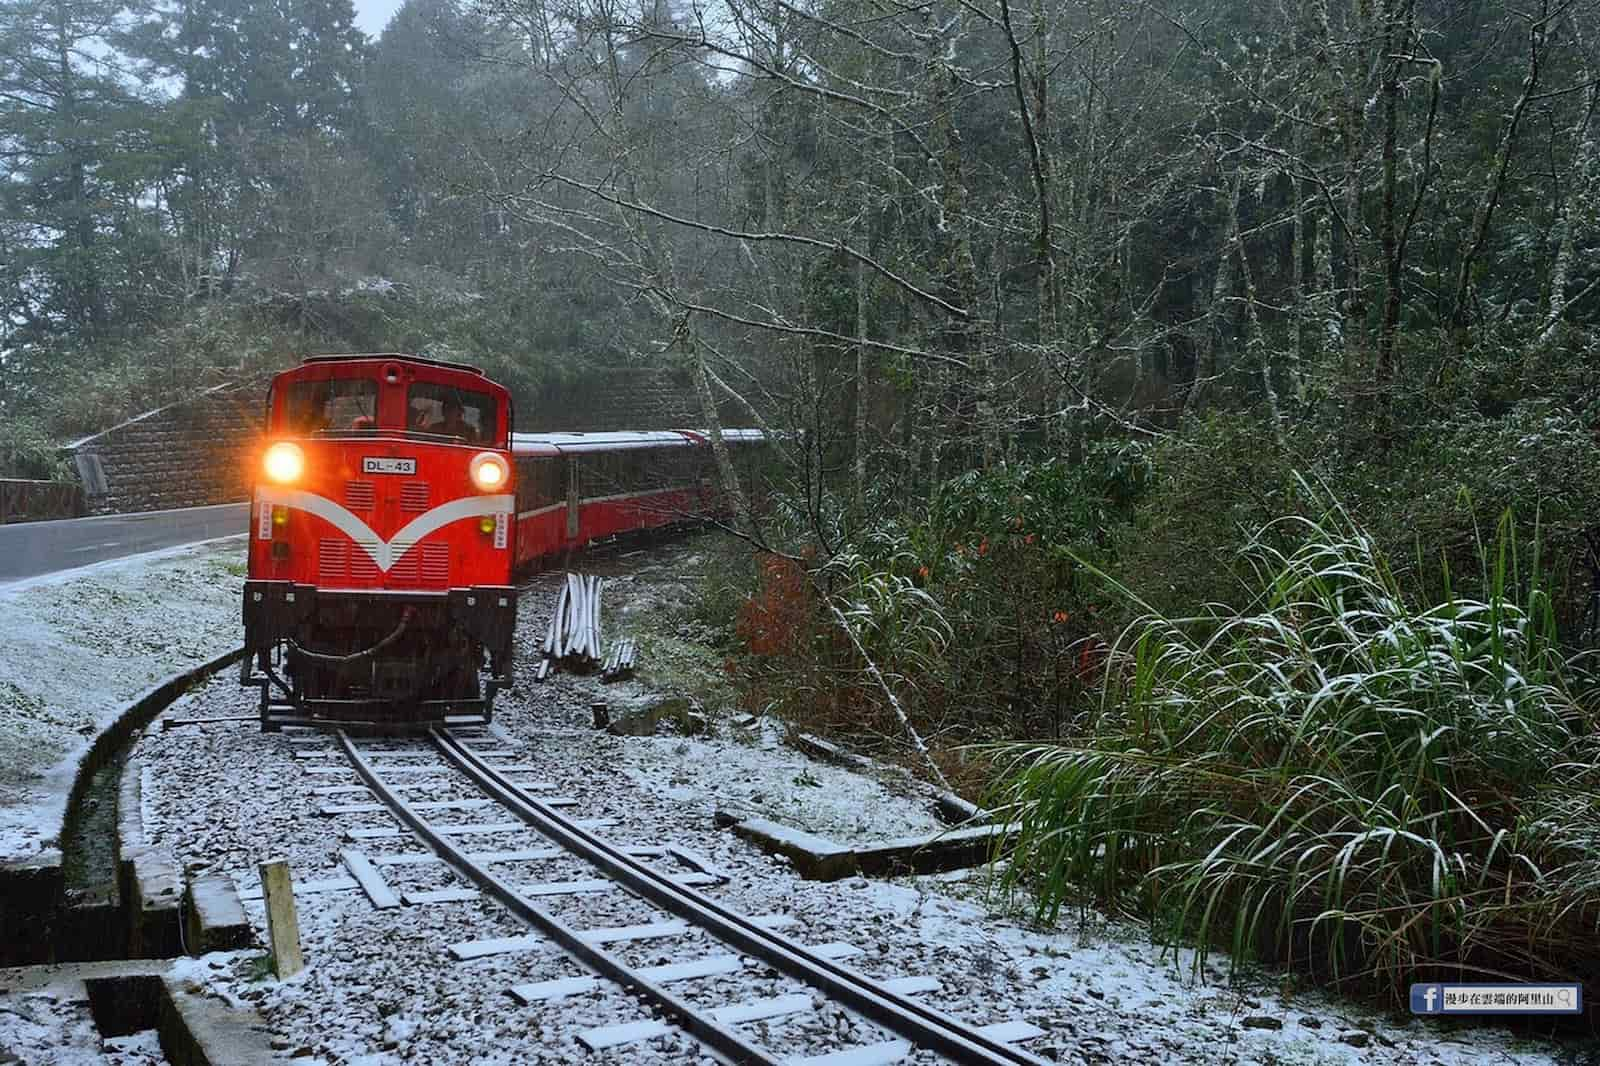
[0,648,244,968]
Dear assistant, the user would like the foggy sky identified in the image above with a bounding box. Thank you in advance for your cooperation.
[353,0,405,37]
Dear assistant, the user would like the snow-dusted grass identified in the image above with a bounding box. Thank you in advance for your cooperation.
[0,537,245,858]
[994,507,1600,999]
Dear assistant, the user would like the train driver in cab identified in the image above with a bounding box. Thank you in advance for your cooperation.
[426,395,476,441]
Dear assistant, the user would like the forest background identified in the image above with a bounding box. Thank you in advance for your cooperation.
[8,0,1600,1007]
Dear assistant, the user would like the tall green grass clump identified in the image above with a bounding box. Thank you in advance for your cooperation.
[992,490,1600,998]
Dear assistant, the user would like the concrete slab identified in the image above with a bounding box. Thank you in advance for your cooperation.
[184,873,253,954]
[0,850,63,965]
[125,845,183,958]
[728,817,855,880]
[0,960,277,1066]
[725,816,1018,881]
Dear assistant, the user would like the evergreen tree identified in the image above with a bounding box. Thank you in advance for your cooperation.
[0,0,157,336]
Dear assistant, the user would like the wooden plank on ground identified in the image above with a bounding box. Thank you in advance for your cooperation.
[160,715,257,730]
[509,954,743,1003]
[449,911,793,962]
[507,873,714,897]
[339,849,400,909]
[344,817,613,842]
[320,799,494,816]
[449,933,545,961]
[258,858,304,978]
[976,1021,1045,1043]
[666,845,727,882]
[579,993,814,1051]
[791,1042,910,1066]
[236,876,358,901]
[311,780,448,795]
[481,768,555,781]
[518,878,616,897]
[879,976,941,995]
[376,844,665,867]
[403,887,482,905]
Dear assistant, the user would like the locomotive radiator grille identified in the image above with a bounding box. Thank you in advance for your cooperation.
[319,538,382,583]
[351,543,381,581]
[400,482,431,512]
[421,543,450,586]
[388,542,451,587]
[318,539,348,583]
[390,542,418,583]
[344,480,376,511]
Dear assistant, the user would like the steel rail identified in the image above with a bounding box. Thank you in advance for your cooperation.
[433,728,1049,1066]
[335,731,782,1066]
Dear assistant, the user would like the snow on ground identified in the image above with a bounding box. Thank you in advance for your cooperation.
[0,984,166,1066]
[123,541,1600,1065]
[619,718,948,843]
[0,537,245,859]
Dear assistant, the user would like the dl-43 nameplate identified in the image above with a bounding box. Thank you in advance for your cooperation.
[363,456,417,475]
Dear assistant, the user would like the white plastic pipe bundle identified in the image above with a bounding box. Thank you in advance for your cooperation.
[542,573,604,663]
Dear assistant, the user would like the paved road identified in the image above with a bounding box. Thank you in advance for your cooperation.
[0,502,250,584]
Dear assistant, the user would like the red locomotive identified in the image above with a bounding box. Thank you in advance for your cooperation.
[241,353,758,729]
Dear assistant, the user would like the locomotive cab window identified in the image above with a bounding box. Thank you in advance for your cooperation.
[408,383,497,443]
[282,378,378,434]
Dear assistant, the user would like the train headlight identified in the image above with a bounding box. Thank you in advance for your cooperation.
[469,452,509,492]
[263,442,305,484]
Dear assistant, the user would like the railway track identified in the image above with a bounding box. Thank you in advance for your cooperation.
[290,725,1050,1065]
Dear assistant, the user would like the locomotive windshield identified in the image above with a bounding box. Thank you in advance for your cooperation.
[282,378,378,434]
[408,383,497,443]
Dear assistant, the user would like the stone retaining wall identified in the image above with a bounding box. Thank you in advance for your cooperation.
[534,367,705,431]
[67,383,267,516]
[0,479,85,523]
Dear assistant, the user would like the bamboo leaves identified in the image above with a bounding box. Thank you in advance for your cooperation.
[990,497,1598,994]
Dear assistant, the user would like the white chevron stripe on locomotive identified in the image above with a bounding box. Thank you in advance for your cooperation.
[254,487,513,572]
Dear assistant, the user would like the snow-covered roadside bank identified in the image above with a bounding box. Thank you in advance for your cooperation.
[0,537,246,859]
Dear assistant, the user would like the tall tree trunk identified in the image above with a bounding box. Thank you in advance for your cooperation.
[684,320,751,530]
[1291,156,1307,400]
[1376,6,1402,386]
[1186,173,1242,416]
[924,8,977,468]
[853,221,870,506]
[1540,15,1598,344]
[1449,11,1541,343]
[1232,184,1282,436]
[1000,0,1056,343]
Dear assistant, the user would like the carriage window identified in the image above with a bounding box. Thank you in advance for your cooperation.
[408,383,497,443]
[515,457,562,512]
[282,379,378,434]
